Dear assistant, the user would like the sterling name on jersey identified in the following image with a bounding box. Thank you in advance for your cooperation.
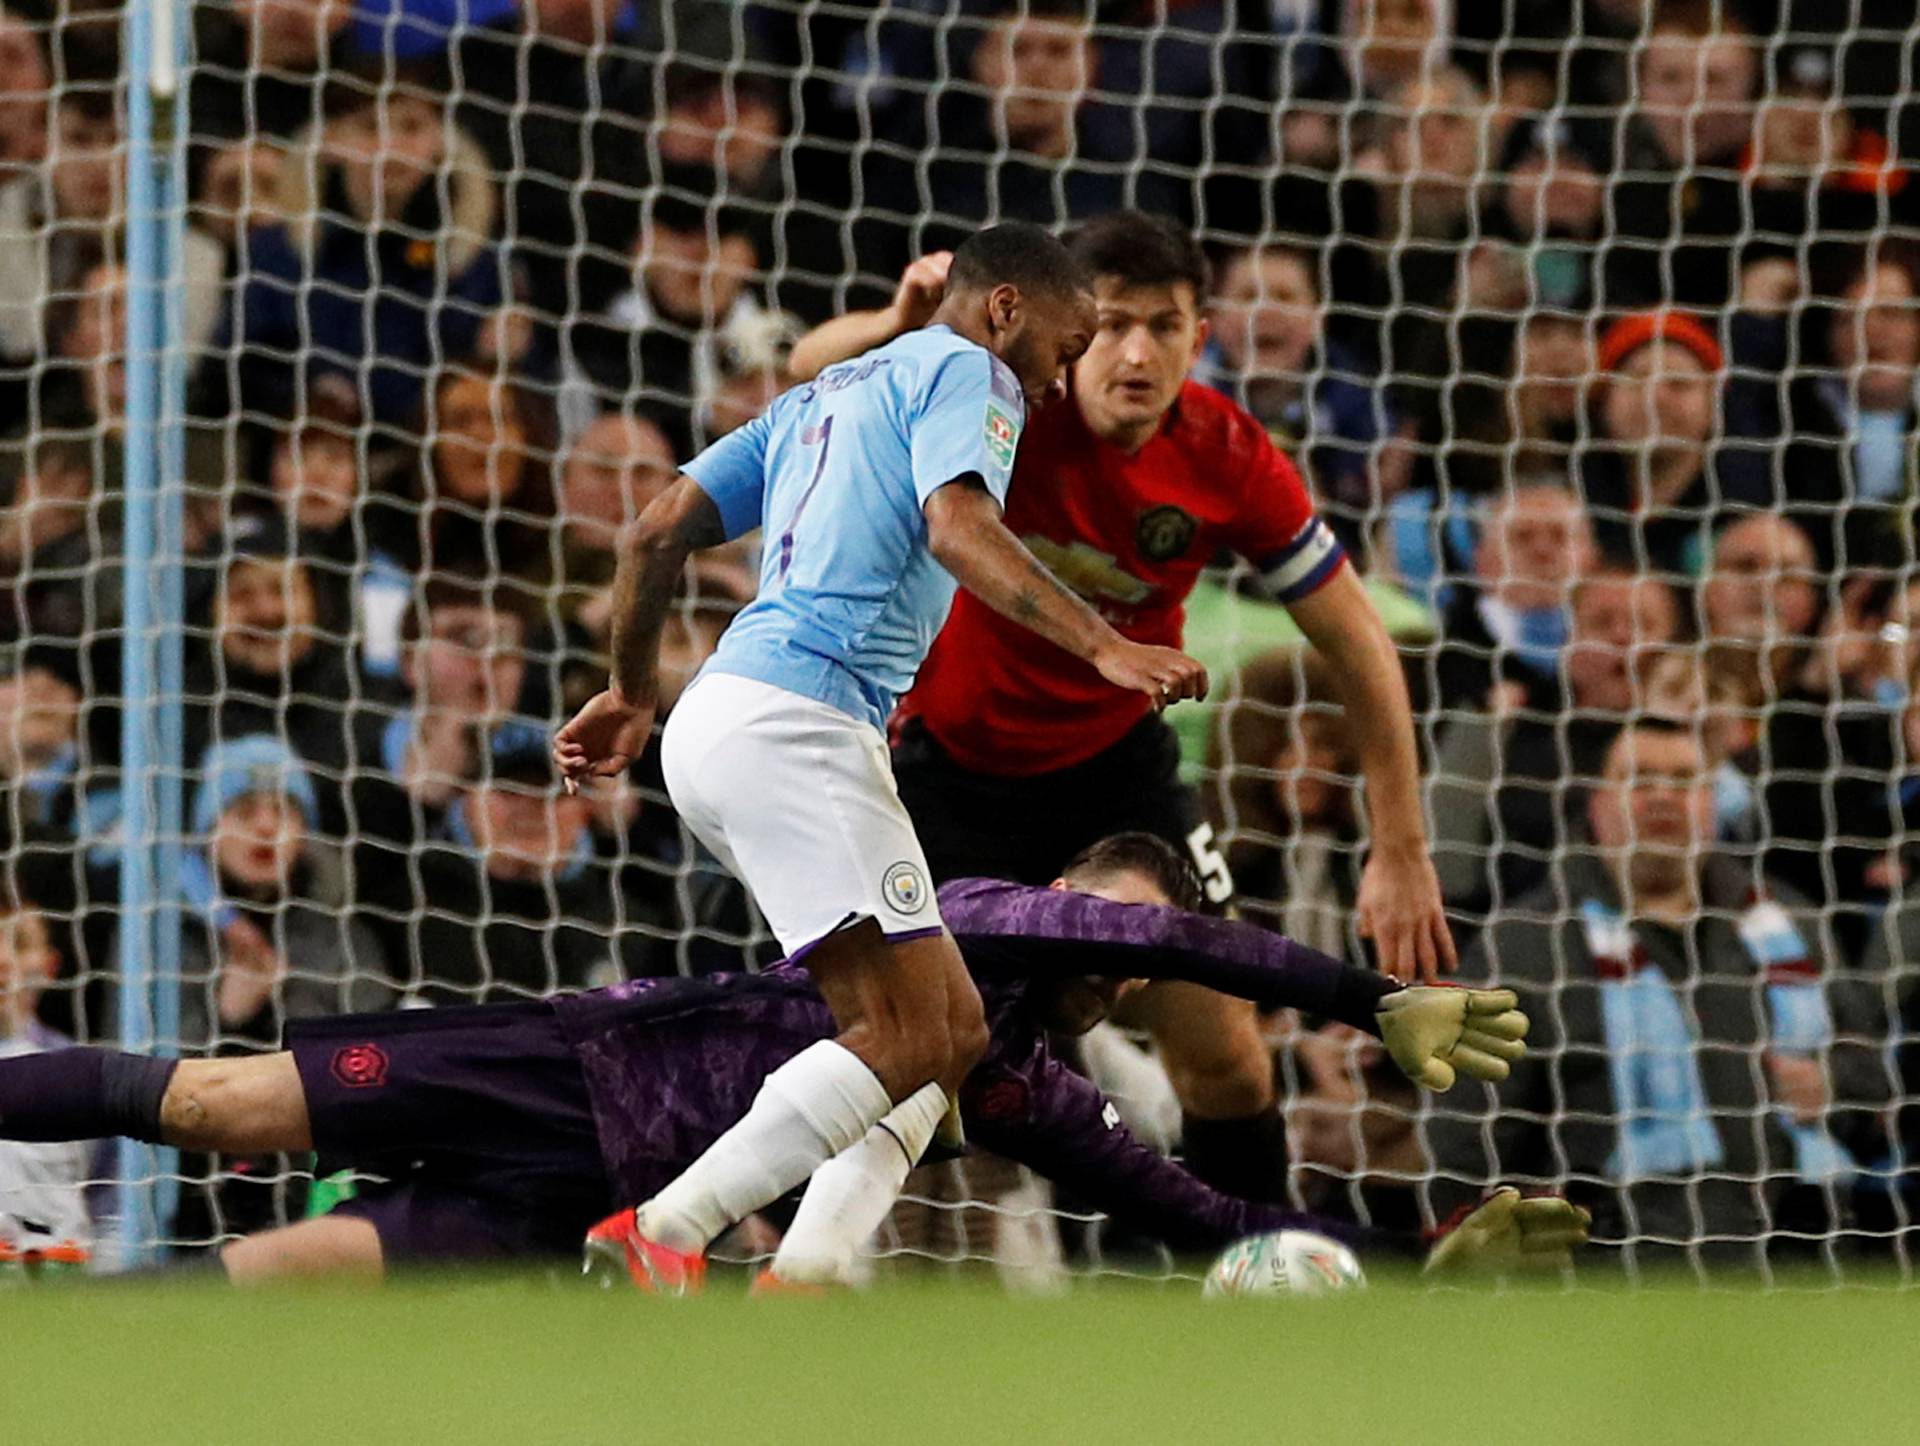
[683,325,1026,731]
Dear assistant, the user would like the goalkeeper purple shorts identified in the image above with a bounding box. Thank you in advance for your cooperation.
[286,1001,617,1265]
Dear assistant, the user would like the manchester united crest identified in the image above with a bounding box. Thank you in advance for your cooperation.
[1136,504,1197,563]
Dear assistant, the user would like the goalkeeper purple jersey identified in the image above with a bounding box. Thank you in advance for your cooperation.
[551,878,1404,1254]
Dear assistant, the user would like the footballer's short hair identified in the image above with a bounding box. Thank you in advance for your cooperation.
[947,222,1092,304]
[1067,211,1212,301]
[1061,832,1203,914]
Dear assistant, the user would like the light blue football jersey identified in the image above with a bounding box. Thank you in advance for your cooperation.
[682,325,1027,729]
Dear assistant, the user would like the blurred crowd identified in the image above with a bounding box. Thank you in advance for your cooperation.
[2,0,1920,1268]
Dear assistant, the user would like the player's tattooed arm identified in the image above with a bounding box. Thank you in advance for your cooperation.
[924,480,1210,709]
[609,477,726,704]
[557,476,724,786]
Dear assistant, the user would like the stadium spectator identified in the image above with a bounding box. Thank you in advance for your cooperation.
[1578,310,1767,576]
[1725,246,1917,570]
[1404,309,1589,535]
[557,169,766,455]
[1274,0,1459,152]
[1484,114,1610,313]
[1745,44,1907,252]
[649,62,785,195]
[1427,481,1597,714]
[1430,566,1682,923]
[1603,0,1758,310]
[1423,716,1892,1268]
[0,6,47,170]
[203,60,507,433]
[1198,243,1384,547]
[259,373,369,541]
[0,646,82,841]
[1333,67,1494,475]
[0,434,101,653]
[186,137,293,363]
[183,514,359,829]
[1208,651,1363,964]
[556,410,679,563]
[404,366,559,585]
[1273,1009,1423,1237]
[398,721,657,1001]
[160,733,391,1244]
[192,0,356,144]
[864,0,1186,268]
[0,6,48,430]
[701,306,803,446]
[0,878,96,1271]
[1699,513,1899,951]
[349,572,535,870]
[446,0,653,327]
[241,371,429,688]
[178,734,391,1051]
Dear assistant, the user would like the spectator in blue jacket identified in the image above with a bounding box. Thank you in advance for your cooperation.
[201,59,506,434]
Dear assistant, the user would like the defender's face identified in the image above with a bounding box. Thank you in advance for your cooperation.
[1075,278,1206,443]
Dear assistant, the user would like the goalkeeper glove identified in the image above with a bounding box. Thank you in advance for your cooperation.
[1423,1187,1592,1275]
[1374,986,1528,1091]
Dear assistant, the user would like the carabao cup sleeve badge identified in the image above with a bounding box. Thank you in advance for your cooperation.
[985,404,1020,470]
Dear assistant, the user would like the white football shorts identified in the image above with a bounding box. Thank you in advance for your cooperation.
[660,671,943,954]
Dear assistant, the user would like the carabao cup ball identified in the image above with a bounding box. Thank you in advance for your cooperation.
[1201,1230,1367,1298]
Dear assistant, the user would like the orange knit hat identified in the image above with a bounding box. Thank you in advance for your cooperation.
[1594,311,1724,375]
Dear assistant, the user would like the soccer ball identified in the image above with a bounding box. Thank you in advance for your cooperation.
[1201,1230,1367,1298]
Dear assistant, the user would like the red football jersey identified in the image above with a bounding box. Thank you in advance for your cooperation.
[900,380,1346,776]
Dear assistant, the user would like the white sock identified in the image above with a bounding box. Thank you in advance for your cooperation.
[639,1041,891,1254]
[769,1081,949,1285]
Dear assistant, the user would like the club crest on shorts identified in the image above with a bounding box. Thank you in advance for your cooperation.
[1136,504,1197,563]
[883,860,930,915]
[330,1043,390,1089]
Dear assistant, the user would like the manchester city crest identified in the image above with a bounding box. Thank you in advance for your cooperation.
[883,860,929,915]
[1136,504,1197,563]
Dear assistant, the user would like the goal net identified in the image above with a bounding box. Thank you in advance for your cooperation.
[1,0,1916,1284]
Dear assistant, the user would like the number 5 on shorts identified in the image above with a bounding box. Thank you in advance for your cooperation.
[1185,822,1234,905]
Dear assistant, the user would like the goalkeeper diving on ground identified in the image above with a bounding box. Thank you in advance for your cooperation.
[0,833,1584,1285]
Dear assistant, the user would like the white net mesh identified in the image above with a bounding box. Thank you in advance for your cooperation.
[1,0,1917,1282]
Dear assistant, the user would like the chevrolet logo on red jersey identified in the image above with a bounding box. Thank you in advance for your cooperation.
[1023,534,1153,606]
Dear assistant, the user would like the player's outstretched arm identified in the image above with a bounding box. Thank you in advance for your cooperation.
[555,477,726,788]
[1284,565,1455,984]
[943,882,1523,1090]
[788,252,954,381]
[924,481,1209,709]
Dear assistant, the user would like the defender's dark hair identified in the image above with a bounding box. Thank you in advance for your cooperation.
[1061,832,1203,914]
[947,222,1091,302]
[1068,211,1211,300]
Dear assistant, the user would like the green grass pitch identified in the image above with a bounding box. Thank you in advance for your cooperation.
[8,1272,1917,1444]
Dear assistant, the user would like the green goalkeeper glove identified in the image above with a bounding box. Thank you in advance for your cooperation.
[1374,986,1528,1091]
[1422,1187,1592,1275]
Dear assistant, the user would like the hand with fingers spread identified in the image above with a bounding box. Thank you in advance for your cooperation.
[1093,639,1209,711]
[1422,1186,1592,1275]
[1374,986,1528,1092]
[1356,847,1457,983]
[553,686,654,794]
